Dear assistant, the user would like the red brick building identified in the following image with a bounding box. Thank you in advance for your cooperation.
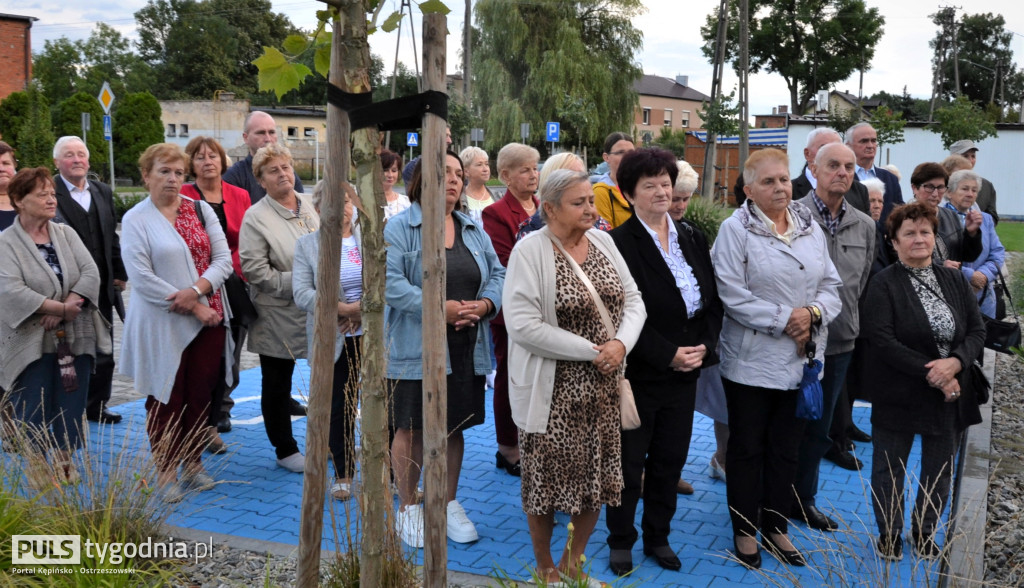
[0,13,37,101]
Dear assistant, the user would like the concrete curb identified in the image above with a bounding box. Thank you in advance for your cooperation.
[943,347,995,587]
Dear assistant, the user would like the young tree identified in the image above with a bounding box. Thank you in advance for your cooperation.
[0,92,30,148]
[472,0,644,154]
[928,95,998,150]
[702,0,884,114]
[869,106,906,162]
[826,105,862,135]
[653,127,687,158]
[17,85,56,169]
[112,93,165,183]
[52,92,109,172]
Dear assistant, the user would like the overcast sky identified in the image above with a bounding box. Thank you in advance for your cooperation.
[13,0,1024,116]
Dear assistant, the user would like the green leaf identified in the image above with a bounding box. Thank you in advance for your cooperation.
[316,9,335,23]
[418,0,450,16]
[254,46,306,99]
[282,34,308,56]
[314,43,332,78]
[381,11,403,33]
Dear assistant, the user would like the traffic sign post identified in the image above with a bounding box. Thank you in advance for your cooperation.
[103,115,112,141]
[546,121,560,156]
[520,123,530,142]
[407,132,419,162]
[97,82,115,184]
[81,112,91,143]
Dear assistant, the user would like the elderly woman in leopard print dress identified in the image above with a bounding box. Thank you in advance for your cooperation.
[504,169,646,586]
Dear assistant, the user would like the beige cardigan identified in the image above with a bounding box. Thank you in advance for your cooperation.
[0,219,101,390]
[503,227,646,433]
[238,192,320,358]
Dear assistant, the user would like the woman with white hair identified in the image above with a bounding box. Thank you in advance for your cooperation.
[669,160,699,223]
[459,146,495,224]
[945,169,1005,318]
[517,152,611,239]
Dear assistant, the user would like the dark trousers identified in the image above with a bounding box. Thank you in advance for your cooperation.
[871,424,959,538]
[259,354,300,459]
[606,379,696,550]
[86,296,115,417]
[724,378,806,537]
[145,326,224,472]
[218,324,247,417]
[10,354,93,451]
[794,351,853,505]
[490,323,518,448]
[330,336,361,479]
[829,381,856,451]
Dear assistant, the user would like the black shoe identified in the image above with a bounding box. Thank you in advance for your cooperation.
[216,415,232,433]
[913,533,941,560]
[608,548,633,576]
[732,537,761,569]
[760,533,806,566]
[643,545,681,571]
[289,398,307,416]
[495,451,521,477]
[877,534,904,561]
[87,409,122,424]
[791,504,838,531]
[848,425,872,443]
[824,447,863,471]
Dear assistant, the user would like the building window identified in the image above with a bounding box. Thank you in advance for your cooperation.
[642,108,651,126]
[179,123,189,137]
[287,126,298,138]
[681,111,691,128]
[166,124,176,137]
[304,127,316,139]
[663,109,673,127]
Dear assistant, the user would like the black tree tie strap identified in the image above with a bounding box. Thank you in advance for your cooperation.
[327,81,448,131]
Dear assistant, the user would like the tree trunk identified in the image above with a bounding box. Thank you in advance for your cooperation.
[738,0,749,171]
[296,10,347,588]
[420,12,449,588]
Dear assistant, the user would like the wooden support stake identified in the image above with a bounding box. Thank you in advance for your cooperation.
[420,11,448,588]
[296,12,347,587]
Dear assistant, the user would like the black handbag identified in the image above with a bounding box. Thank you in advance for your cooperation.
[983,272,1020,354]
[192,200,258,327]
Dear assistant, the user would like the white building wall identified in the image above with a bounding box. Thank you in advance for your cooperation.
[788,121,1024,220]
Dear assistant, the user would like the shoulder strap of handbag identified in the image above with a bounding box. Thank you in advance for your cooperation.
[904,265,956,316]
[995,270,1020,320]
[191,198,209,232]
[546,232,624,363]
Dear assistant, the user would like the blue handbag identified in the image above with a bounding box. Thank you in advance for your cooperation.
[796,339,824,420]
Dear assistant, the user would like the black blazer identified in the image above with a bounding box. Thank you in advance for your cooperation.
[791,164,870,215]
[609,215,723,384]
[862,263,986,435]
[54,177,127,320]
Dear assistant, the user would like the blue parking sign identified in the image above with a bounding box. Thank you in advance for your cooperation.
[407,132,419,147]
[546,122,560,142]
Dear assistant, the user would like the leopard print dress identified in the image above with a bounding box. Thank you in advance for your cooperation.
[519,244,625,515]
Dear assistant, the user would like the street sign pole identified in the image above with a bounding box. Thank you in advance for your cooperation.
[98,82,116,184]
[81,112,90,143]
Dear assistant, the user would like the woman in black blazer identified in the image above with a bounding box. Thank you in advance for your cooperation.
[863,201,985,562]
[604,148,723,576]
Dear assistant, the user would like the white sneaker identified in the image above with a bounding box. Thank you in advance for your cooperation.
[446,499,479,543]
[396,504,424,548]
[276,452,305,473]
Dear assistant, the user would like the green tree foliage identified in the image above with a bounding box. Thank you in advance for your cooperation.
[653,127,687,158]
[929,95,997,150]
[32,24,154,106]
[135,0,296,99]
[472,0,644,155]
[17,85,56,169]
[701,0,884,114]
[870,87,931,121]
[931,11,1024,114]
[51,92,108,172]
[826,105,862,134]
[701,89,740,138]
[0,92,30,148]
[869,106,906,156]
[112,93,165,183]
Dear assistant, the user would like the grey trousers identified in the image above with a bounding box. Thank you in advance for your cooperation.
[870,424,960,538]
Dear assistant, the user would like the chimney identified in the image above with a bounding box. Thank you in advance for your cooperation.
[779,105,788,114]
[772,107,778,115]
[675,75,689,87]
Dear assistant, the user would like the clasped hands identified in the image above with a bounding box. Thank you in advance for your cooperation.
[671,344,707,372]
[925,357,963,402]
[41,293,85,331]
[784,306,814,353]
[166,285,220,327]
[445,299,492,331]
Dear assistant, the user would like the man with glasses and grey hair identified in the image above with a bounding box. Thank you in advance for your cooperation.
[845,122,902,222]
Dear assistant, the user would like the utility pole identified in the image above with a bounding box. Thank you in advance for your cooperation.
[702,0,728,199]
[738,0,749,181]
[952,9,961,97]
[463,0,472,146]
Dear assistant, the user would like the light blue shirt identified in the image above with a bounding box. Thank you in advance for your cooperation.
[855,164,876,181]
[637,212,702,318]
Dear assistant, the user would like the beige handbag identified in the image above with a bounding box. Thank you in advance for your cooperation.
[92,308,112,355]
[547,233,641,431]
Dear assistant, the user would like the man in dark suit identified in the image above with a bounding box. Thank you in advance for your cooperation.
[846,122,903,222]
[223,110,304,204]
[53,136,127,424]
[792,128,870,214]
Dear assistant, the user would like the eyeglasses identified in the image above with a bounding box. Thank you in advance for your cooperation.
[608,150,631,156]
[918,183,947,194]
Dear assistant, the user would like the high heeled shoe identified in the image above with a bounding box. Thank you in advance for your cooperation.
[761,532,806,566]
[733,537,761,569]
[709,455,726,482]
[495,451,521,477]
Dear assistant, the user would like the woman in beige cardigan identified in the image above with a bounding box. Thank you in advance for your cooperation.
[0,167,100,490]
[238,144,319,473]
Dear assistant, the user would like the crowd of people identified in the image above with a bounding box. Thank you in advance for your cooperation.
[0,117,1005,582]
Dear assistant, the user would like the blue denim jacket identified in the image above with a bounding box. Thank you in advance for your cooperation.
[384,203,505,379]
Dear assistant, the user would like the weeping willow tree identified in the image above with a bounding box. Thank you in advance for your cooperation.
[472,0,644,156]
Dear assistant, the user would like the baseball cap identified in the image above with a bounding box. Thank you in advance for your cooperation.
[949,139,978,155]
